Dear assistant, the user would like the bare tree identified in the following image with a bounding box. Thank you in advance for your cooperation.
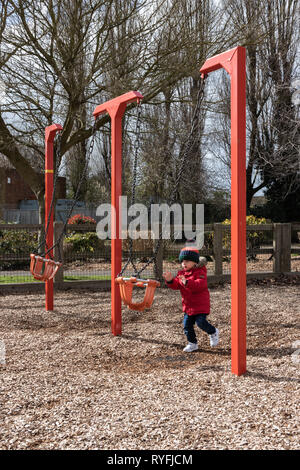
[209,0,299,210]
[127,0,226,206]
[259,0,299,194]
[1,0,222,221]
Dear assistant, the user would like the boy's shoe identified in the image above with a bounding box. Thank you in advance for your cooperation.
[209,328,219,347]
[183,342,198,352]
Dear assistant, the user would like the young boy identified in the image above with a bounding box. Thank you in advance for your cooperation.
[163,246,219,352]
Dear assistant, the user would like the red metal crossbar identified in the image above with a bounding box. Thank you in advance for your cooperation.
[93,91,144,334]
[200,46,247,376]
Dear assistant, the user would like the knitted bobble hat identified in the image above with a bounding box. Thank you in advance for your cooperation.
[179,246,200,264]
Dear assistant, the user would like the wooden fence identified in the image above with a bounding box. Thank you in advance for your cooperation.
[0,222,299,292]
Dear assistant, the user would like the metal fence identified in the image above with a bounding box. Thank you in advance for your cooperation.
[0,222,299,289]
[2,207,98,225]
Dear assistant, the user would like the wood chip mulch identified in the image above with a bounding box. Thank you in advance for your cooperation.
[0,277,299,450]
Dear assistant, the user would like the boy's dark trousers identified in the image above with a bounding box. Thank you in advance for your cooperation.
[183,313,215,344]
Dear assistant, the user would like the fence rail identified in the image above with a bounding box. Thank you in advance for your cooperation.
[2,207,98,225]
[0,222,299,290]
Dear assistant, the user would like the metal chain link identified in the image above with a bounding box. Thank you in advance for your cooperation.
[131,100,142,207]
[171,75,206,202]
[118,101,142,277]
[140,76,207,278]
[120,76,207,279]
[43,118,99,258]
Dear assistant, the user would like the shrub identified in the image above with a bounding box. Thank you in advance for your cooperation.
[64,232,104,256]
[0,228,38,255]
[122,238,154,253]
[122,237,174,254]
[200,216,269,260]
[222,215,268,257]
[65,214,102,258]
[203,232,214,251]
[0,227,38,269]
[67,214,96,232]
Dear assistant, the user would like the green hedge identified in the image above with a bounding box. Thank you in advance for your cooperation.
[64,232,105,257]
[0,226,38,269]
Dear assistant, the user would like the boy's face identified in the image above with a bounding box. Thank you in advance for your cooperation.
[181,260,197,271]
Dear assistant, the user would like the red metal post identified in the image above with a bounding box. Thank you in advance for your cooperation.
[200,47,247,375]
[45,124,63,311]
[93,91,143,336]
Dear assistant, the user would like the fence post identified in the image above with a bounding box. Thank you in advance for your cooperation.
[273,223,291,273]
[54,221,64,284]
[281,223,291,273]
[153,239,163,281]
[213,223,223,277]
[273,224,281,273]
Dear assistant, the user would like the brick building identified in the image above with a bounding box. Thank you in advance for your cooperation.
[0,167,66,210]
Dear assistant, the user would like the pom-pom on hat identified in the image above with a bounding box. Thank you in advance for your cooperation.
[179,246,200,264]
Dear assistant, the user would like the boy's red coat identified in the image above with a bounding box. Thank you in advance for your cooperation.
[166,266,210,315]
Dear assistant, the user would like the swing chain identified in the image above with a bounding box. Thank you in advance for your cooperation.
[172,75,207,200]
[132,76,207,279]
[119,76,207,280]
[43,117,99,259]
[118,101,143,278]
[131,100,142,207]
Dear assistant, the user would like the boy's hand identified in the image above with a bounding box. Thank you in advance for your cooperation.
[163,271,173,282]
[178,275,187,285]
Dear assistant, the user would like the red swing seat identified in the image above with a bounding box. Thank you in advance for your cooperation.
[115,277,160,311]
[30,254,62,281]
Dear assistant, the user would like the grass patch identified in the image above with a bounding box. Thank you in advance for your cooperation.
[0,274,111,284]
[64,274,111,281]
[0,275,40,284]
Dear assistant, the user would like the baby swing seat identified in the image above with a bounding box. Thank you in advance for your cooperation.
[115,277,160,312]
[30,254,62,281]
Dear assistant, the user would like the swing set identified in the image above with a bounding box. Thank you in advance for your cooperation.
[30,46,246,376]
